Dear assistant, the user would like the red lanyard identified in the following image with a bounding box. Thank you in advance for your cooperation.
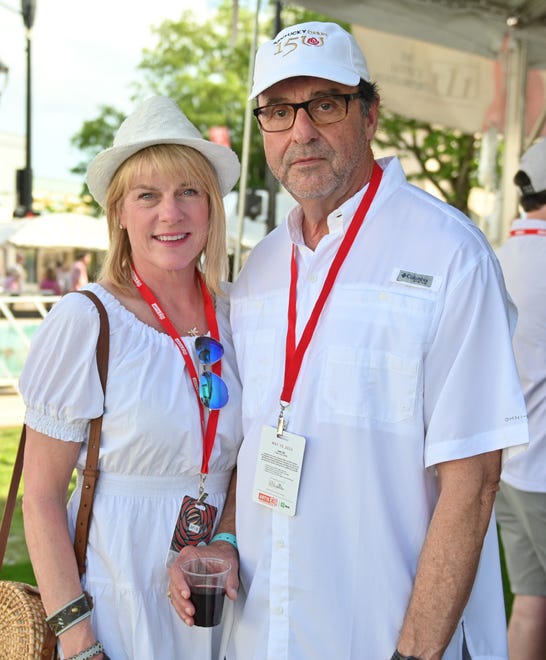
[131,266,221,475]
[510,229,546,237]
[281,162,383,406]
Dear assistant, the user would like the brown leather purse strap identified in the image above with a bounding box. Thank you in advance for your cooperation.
[0,290,109,576]
[72,290,109,576]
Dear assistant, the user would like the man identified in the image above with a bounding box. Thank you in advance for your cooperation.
[169,21,527,659]
[495,138,546,660]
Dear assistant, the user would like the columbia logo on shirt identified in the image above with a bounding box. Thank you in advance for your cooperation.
[396,270,433,288]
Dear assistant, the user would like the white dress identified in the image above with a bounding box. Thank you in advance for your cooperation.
[19,283,243,660]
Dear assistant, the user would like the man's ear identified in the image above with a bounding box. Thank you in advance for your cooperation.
[365,98,380,140]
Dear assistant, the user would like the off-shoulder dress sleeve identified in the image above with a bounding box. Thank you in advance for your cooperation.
[19,292,105,442]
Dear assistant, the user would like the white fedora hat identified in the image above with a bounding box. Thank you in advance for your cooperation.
[86,96,240,207]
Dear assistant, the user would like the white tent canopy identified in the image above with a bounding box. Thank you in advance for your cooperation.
[0,213,109,251]
[296,0,546,67]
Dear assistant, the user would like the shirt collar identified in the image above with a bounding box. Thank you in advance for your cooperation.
[285,181,370,246]
[512,216,546,231]
[284,157,399,246]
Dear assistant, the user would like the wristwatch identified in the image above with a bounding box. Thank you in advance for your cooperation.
[390,651,420,660]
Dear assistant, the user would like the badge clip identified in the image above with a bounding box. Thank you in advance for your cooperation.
[277,401,289,438]
[197,473,208,504]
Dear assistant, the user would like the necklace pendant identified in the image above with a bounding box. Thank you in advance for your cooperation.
[187,326,200,337]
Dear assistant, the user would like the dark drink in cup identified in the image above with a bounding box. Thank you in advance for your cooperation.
[181,557,231,628]
[190,585,226,627]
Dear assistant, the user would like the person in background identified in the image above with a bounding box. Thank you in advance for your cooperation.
[495,138,546,660]
[20,96,242,660]
[40,266,62,295]
[70,251,91,291]
[13,252,27,290]
[2,252,27,294]
[56,260,72,294]
[168,21,528,659]
[2,266,22,294]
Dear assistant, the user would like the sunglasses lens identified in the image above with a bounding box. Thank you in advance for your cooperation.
[199,372,229,410]
[195,336,224,365]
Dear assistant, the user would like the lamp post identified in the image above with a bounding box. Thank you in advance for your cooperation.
[13,0,37,218]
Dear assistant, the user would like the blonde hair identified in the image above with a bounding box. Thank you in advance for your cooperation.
[99,144,228,296]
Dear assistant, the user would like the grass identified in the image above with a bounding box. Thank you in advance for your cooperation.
[0,426,36,583]
[0,426,514,619]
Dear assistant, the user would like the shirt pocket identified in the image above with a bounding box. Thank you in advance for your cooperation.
[319,345,420,426]
[232,292,287,421]
[233,326,277,421]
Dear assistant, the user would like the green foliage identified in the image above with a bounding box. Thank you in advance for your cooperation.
[0,426,76,584]
[0,426,35,582]
[70,106,127,215]
[281,3,349,29]
[375,110,480,214]
[137,6,252,152]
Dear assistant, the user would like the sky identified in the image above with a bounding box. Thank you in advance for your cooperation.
[0,0,200,183]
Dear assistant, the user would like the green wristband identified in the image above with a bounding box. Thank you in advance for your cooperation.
[210,532,238,550]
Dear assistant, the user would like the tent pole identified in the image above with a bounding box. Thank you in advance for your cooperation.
[499,36,527,245]
[233,0,261,278]
[526,105,546,148]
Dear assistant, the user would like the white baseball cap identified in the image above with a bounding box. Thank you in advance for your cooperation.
[86,96,240,207]
[516,139,546,196]
[249,21,371,100]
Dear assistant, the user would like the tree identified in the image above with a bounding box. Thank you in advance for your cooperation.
[71,106,127,214]
[375,111,480,215]
[69,1,482,217]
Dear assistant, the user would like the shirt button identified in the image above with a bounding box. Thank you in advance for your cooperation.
[276,539,285,548]
[274,606,284,615]
[309,274,317,283]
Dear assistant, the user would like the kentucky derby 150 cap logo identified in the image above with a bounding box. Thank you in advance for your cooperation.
[273,29,326,57]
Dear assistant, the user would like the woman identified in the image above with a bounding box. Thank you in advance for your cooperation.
[20,96,242,660]
[39,265,62,295]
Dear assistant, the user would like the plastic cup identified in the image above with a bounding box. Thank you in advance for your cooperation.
[180,557,231,627]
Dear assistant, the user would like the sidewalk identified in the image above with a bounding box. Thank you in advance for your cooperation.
[0,387,25,428]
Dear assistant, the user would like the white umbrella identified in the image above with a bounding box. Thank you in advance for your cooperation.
[6,212,109,251]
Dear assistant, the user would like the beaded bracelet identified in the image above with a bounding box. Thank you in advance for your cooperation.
[46,592,92,636]
[65,640,105,660]
[210,532,238,550]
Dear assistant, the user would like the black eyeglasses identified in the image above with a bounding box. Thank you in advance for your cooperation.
[253,93,363,133]
[195,336,228,410]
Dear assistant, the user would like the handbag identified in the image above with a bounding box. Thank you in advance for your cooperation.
[0,290,110,659]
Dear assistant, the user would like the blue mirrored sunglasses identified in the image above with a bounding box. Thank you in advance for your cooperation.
[195,336,229,410]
